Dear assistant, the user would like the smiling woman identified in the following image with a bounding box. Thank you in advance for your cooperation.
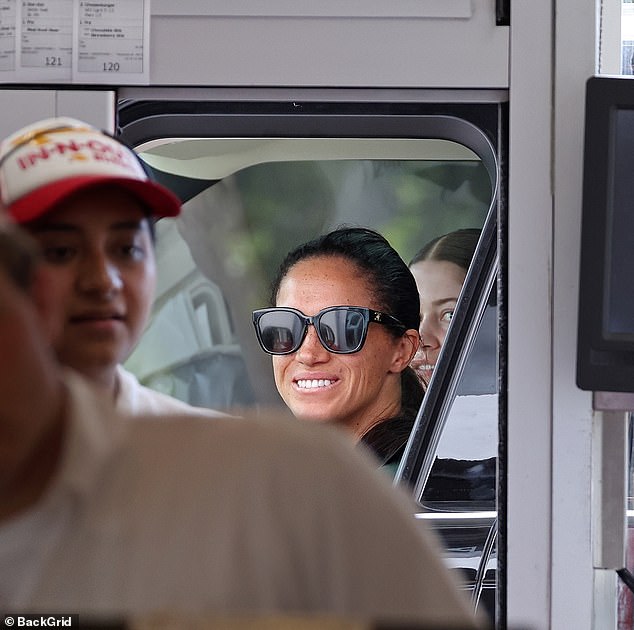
[252,226,424,473]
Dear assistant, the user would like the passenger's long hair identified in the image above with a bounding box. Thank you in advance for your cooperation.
[409,228,481,272]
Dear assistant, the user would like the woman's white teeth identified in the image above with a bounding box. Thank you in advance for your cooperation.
[297,379,332,389]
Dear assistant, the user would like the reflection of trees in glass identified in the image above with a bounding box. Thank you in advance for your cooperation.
[236,162,336,297]
[232,159,491,296]
[372,161,490,261]
[160,156,493,408]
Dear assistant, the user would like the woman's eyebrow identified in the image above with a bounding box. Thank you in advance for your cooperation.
[430,296,459,307]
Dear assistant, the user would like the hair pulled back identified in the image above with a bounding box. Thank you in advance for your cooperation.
[409,228,480,272]
[270,226,420,332]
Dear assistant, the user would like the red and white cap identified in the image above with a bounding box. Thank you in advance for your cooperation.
[0,117,181,223]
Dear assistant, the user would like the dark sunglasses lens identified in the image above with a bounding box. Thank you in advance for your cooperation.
[258,311,303,354]
[318,308,366,352]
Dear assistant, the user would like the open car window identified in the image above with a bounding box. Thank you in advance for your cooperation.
[124,136,497,414]
[396,213,499,619]
[119,100,503,621]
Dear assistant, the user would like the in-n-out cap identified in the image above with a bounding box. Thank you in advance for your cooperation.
[0,117,181,223]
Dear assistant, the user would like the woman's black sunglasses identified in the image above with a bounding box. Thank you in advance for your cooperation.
[252,305,406,355]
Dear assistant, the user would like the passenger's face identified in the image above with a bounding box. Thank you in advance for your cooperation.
[25,187,156,388]
[409,259,466,383]
[272,256,415,439]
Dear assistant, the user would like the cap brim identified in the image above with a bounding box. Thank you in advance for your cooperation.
[8,175,182,224]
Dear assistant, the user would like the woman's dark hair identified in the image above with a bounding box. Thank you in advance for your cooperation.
[409,228,481,272]
[271,226,424,466]
[360,366,423,466]
[362,229,482,469]
[270,226,420,332]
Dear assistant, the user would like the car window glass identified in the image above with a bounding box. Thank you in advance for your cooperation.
[123,137,499,620]
[126,150,493,412]
[422,296,498,512]
[409,278,498,622]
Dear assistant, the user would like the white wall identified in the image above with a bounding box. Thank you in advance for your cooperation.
[149,0,508,88]
[0,1,612,626]
[507,0,601,628]
[551,0,598,625]
[507,0,554,626]
[0,90,115,141]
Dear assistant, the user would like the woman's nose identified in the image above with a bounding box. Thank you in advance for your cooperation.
[419,319,441,349]
[296,325,329,364]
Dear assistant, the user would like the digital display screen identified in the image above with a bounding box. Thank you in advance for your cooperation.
[577,77,634,391]
[604,109,634,340]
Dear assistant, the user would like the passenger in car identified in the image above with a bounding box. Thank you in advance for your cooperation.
[0,117,224,417]
[0,220,483,628]
[408,229,497,508]
[409,228,481,385]
[252,226,424,475]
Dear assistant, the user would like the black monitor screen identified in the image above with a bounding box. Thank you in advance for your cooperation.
[606,108,634,340]
[577,76,634,391]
